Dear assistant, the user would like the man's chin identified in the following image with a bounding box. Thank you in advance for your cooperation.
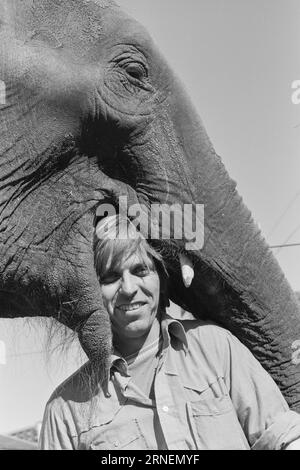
[123,324,150,339]
[122,316,158,340]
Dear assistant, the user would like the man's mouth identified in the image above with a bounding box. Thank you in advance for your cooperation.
[117,302,147,312]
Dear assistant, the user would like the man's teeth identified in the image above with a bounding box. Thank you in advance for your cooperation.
[118,303,145,312]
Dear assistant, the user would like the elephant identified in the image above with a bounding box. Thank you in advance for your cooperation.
[0,0,300,411]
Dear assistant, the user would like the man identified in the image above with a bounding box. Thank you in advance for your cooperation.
[39,215,300,450]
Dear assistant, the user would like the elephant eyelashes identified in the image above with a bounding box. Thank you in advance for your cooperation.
[123,63,148,81]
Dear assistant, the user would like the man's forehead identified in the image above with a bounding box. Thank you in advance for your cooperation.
[124,252,154,267]
[106,249,155,272]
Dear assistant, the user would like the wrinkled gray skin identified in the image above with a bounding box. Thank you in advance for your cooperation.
[0,0,300,410]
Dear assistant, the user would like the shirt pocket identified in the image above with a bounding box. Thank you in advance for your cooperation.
[188,394,250,450]
[89,419,149,450]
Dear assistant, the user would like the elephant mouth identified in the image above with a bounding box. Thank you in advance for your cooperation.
[0,290,36,318]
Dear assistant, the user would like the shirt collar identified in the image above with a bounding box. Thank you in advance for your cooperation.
[161,311,188,352]
[110,352,130,376]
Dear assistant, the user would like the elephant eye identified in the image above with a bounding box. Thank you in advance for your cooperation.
[123,62,148,81]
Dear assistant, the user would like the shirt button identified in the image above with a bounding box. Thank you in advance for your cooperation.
[114,441,120,447]
[162,405,169,413]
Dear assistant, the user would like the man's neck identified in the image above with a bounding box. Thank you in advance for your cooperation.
[114,317,161,358]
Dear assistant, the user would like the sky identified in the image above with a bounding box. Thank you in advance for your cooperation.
[0,0,300,434]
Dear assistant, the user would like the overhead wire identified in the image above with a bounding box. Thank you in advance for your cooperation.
[273,221,300,255]
[267,191,300,239]
[270,242,300,249]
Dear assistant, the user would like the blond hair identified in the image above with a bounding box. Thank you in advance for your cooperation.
[94,215,169,304]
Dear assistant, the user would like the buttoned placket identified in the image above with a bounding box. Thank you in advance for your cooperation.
[153,343,195,450]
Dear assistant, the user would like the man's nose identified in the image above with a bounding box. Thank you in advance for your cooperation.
[119,272,138,296]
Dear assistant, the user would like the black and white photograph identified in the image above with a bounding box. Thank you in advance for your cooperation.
[0,0,300,452]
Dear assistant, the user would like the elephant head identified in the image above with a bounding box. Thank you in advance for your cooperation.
[1,0,300,410]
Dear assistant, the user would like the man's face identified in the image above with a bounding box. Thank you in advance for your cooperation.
[100,252,160,343]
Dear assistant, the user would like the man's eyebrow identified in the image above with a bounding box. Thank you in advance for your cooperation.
[134,261,148,266]
[133,260,154,270]
[101,267,119,277]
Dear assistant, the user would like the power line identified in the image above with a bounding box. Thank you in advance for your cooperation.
[274,222,300,254]
[270,242,300,249]
[267,191,300,239]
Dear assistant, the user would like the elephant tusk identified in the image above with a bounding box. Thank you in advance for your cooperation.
[179,253,194,288]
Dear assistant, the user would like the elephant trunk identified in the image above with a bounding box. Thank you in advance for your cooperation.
[125,74,300,411]
[77,310,112,386]
[172,82,300,411]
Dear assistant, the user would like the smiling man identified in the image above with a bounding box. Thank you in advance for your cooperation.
[98,232,161,359]
[39,216,300,450]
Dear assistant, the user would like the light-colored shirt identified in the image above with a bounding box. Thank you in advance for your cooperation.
[39,314,300,450]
